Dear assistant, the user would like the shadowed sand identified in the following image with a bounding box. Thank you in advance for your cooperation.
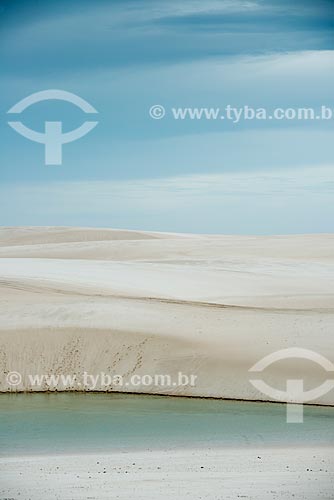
[0,227,333,404]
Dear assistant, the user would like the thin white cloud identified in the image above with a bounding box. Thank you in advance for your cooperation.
[1,164,333,233]
[2,164,333,213]
[2,0,261,48]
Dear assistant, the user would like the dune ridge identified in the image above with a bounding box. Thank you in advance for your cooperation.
[0,226,333,403]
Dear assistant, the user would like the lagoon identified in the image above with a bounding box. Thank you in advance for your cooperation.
[1,393,333,456]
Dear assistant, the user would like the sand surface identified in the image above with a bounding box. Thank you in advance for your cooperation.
[0,227,333,403]
[1,447,333,500]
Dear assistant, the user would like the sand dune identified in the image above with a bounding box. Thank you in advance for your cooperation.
[1,447,333,500]
[0,226,333,404]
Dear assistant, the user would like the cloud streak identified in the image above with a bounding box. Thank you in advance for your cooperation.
[1,0,333,76]
[1,165,333,233]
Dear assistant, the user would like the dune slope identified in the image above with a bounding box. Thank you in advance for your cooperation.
[0,227,333,404]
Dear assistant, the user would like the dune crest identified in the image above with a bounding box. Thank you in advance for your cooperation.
[0,227,333,404]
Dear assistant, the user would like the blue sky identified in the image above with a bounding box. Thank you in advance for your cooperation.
[0,0,333,233]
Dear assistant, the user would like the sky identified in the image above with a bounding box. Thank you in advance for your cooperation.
[0,0,333,233]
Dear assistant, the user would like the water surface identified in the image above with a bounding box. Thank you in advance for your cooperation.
[0,393,333,456]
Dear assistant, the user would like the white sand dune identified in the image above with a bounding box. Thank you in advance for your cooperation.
[1,447,333,500]
[0,226,334,403]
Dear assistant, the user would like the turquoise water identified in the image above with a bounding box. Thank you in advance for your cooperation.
[0,393,333,456]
